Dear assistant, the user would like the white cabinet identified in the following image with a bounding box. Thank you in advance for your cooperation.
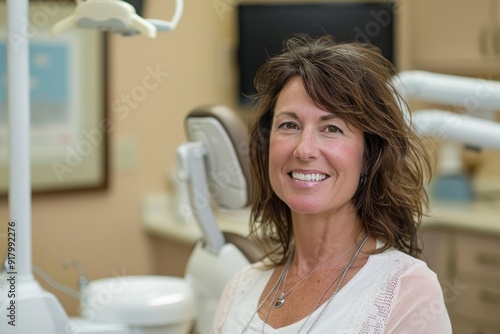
[407,0,500,73]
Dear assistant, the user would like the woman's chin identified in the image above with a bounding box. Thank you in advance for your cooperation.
[287,201,324,215]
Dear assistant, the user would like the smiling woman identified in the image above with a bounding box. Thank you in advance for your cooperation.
[211,34,452,334]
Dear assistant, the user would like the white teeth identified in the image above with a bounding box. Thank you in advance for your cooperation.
[291,172,327,182]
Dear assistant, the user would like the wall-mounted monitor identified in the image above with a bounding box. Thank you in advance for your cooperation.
[237,2,395,105]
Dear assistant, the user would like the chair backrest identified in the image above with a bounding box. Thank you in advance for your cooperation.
[182,104,262,259]
[185,105,251,210]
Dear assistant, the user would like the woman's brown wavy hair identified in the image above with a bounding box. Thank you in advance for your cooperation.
[248,34,433,266]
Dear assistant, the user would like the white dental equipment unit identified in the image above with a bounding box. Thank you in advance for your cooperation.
[177,105,262,334]
[0,1,189,334]
[393,71,500,201]
[392,71,500,151]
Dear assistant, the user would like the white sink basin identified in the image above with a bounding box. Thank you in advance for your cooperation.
[81,275,194,327]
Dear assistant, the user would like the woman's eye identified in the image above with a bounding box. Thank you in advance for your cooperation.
[278,122,299,130]
[325,125,343,134]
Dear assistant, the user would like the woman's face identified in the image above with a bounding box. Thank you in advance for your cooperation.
[269,77,365,217]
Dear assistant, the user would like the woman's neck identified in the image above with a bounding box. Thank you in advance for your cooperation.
[290,210,366,274]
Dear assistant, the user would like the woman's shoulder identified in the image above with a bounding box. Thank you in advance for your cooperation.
[366,247,439,293]
[348,248,449,333]
[368,247,441,298]
[372,244,432,275]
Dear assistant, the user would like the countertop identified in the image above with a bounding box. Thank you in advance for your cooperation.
[143,193,251,245]
[143,191,500,246]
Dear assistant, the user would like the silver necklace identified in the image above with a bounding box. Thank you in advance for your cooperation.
[274,242,356,308]
[239,235,369,334]
[263,264,346,334]
[296,235,369,334]
[239,254,292,334]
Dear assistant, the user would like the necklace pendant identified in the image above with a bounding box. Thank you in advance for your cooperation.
[274,293,285,308]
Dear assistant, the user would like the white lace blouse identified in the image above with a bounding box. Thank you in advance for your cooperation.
[211,245,452,334]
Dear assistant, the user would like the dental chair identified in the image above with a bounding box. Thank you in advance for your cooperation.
[177,105,263,334]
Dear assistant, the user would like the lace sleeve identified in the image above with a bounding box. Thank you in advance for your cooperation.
[210,265,255,334]
[349,251,452,334]
[384,264,452,334]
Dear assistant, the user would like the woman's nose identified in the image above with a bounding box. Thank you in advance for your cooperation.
[293,130,319,161]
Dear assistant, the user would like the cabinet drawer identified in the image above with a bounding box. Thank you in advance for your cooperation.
[453,323,498,334]
[455,233,500,279]
[453,285,500,324]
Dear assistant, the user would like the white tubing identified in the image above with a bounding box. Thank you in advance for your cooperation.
[170,0,184,30]
[149,0,184,32]
[392,71,500,151]
[7,0,32,279]
[412,110,500,151]
[394,70,500,112]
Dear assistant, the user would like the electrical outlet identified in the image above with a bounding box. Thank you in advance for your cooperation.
[113,136,138,171]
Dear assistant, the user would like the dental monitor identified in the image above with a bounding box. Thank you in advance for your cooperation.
[237,2,395,105]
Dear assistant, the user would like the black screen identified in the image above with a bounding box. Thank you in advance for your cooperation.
[237,3,395,105]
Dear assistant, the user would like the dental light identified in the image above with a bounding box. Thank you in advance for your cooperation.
[0,0,183,333]
[52,0,184,38]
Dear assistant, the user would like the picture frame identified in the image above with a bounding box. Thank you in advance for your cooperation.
[0,1,109,194]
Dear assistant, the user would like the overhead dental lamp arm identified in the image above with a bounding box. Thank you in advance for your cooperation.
[149,0,183,32]
[393,71,500,151]
[393,70,500,119]
[52,0,184,38]
[412,110,500,151]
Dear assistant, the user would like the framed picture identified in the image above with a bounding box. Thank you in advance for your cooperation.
[0,1,108,194]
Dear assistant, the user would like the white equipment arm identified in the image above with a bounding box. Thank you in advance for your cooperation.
[393,71,500,150]
[412,110,500,151]
[176,143,226,254]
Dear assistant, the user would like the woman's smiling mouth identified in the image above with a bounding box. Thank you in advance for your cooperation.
[290,172,328,182]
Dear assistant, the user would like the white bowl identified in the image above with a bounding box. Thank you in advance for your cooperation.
[81,275,194,327]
